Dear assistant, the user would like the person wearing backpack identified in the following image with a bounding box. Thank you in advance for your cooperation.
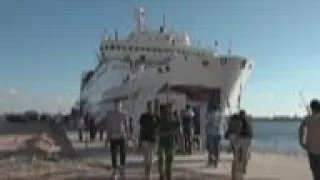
[225,110,253,180]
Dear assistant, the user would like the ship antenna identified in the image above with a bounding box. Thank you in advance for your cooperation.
[115,29,118,41]
[214,40,218,54]
[163,14,166,29]
[228,39,232,55]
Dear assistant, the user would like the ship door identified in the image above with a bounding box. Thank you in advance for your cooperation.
[207,89,221,112]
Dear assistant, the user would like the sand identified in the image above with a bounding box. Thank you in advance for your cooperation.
[0,152,312,180]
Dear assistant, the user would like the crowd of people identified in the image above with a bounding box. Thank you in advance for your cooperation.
[75,98,320,180]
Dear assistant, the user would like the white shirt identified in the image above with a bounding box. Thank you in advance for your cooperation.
[206,111,223,136]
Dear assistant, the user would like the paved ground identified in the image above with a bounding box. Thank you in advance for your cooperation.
[63,132,278,180]
[0,130,286,179]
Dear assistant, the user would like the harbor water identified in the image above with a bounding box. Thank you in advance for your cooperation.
[0,117,304,154]
[249,120,303,154]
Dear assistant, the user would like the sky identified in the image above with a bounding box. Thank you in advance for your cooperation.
[0,0,319,116]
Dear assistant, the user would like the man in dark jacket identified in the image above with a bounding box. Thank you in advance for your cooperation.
[156,103,180,180]
[139,101,157,180]
[225,110,253,177]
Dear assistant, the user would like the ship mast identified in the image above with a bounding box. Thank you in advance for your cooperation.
[134,7,146,32]
[162,14,166,29]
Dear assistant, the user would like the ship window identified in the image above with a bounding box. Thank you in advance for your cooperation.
[140,47,146,51]
[177,49,181,54]
[202,60,209,67]
[122,46,127,51]
[182,50,186,54]
[158,48,162,53]
[116,45,120,50]
[100,46,103,51]
[105,45,109,50]
[128,46,133,51]
[152,47,156,52]
[110,45,115,50]
[241,60,247,69]
[220,57,227,66]
[146,47,150,52]
[140,55,146,63]
[135,46,139,51]
[172,40,175,46]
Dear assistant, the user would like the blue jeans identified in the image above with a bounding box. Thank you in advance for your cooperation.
[206,134,221,163]
[308,152,320,180]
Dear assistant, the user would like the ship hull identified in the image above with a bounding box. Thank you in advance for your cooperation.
[80,54,252,120]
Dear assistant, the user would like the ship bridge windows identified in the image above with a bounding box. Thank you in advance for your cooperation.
[101,44,205,57]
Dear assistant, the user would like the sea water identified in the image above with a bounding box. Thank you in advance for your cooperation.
[249,120,303,154]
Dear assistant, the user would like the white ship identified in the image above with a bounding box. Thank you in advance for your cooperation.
[79,7,253,140]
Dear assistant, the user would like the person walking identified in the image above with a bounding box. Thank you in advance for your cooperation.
[98,99,130,179]
[139,101,157,180]
[205,109,223,167]
[182,104,195,155]
[299,99,320,180]
[156,103,180,180]
[238,110,252,173]
[77,115,84,142]
[225,110,253,180]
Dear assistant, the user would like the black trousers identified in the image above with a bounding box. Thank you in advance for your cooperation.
[99,129,104,141]
[78,129,83,141]
[308,152,320,180]
[110,138,126,169]
[184,133,192,154]
[89,126,97,141]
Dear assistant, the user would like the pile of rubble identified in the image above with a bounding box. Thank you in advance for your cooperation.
[0,121,75,160]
